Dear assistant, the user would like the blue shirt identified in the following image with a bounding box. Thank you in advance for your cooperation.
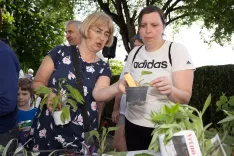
[0,41,20,133]
[17,108,38,144]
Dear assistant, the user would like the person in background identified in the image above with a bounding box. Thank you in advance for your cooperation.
[17,78,38,145]
[65,19,104,126]
[65,20,82,45]
[123,6,195,151]
[0,40,20,145]
[112,35,144,151]
[25,68,34,80]
[19,69,25,79]
[27,12,126,155]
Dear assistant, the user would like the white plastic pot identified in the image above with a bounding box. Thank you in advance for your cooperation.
[53,110,71,126]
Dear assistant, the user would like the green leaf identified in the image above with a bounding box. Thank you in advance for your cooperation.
[204,123,212,131]
[218,116,234,124]
[35,86,51,95]
[220,94,228,104]
[39,96,48,110]
[150,114,171,124]
[60,106,70,123]
[101,127,107,143]
[66,84,84,104]
[67,99,78,111]
[216,101,222,111]
[160,124,180,129]
[107,126,118,132]
[88,130,100,143]
[202,94,211,116]
[228,96,234,106]
[148,132,159,151]
[140,70,153,76]
[164,105,171,114]
[169,104,180,115]
[52,96,58,111]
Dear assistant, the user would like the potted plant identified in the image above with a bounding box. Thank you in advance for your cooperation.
[35,78,84,125]
[148,95,213,155]
[125,71,152,105]
[87,126,119,156]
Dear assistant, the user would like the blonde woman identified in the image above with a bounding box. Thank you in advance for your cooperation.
[28,12,125,155]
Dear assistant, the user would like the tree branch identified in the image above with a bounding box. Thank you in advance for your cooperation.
[166,13,189,25]
[96,0,118,23]
[162,0,173,11]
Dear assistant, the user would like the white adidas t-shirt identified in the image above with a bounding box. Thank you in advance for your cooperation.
[123,40,195,128]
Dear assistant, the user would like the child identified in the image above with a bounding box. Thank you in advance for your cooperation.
[17,78,37,145]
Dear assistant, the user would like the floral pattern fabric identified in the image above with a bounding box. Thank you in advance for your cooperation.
[27,45,111,155]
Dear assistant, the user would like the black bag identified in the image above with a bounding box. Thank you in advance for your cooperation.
[70,45,99,149]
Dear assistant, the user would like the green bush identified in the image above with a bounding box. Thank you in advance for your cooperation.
[190,64,234,127]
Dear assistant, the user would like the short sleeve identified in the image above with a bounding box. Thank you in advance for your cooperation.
[99,61,112,79]
[171,43,196,72]
[47,45,65,68]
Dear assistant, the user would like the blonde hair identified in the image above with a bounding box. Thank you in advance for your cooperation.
[80,12,114,47]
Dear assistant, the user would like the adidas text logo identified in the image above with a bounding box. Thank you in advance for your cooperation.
[134,60,168,69]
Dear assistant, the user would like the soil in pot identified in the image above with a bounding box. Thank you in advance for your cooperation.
[126,86,148,105]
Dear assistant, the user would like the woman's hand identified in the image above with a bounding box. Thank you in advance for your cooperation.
[118,78,128,94]
[112,109,120,123]
[150,76,173,95]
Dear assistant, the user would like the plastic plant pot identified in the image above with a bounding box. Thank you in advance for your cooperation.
[53,111,71,126]
[126,86,148,105]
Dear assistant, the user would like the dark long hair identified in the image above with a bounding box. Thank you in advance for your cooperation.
[138,6,166,27]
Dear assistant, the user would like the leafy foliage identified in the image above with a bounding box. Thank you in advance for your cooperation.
[109,59,124,76]
[34,78,84,124]
[88,126,118,155]
[149,95,212,155]
[216,94,234,137]
[0,0,77,70]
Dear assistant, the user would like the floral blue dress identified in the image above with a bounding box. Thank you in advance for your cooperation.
[27,45,111,155]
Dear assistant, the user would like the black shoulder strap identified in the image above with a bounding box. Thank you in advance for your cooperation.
[132,45,143,64]
[70,45,90,132]
[168,42,173,66]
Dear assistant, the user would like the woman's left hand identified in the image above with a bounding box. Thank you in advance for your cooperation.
[150,76,173,95]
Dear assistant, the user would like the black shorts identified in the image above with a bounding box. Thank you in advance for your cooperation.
[125,118,154,151]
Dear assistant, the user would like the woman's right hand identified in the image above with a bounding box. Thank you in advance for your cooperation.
[112,109,120,123]
[47,91,56,111]
[118,78,128,94]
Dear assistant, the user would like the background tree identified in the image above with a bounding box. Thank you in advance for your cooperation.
[0,0,77,70]
[77,0,234,53]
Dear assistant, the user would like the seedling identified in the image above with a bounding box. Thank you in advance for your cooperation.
[124,70,153,87]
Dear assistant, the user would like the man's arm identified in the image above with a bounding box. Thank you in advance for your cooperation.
[0,47,19,116]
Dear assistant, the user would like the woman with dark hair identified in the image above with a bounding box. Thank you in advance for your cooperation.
[123,6,195,150]
[17,78,37,145]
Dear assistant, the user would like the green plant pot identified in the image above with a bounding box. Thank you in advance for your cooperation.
[126,86,148,105]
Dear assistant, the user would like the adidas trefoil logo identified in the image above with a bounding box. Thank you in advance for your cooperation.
[187,61,191,64]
